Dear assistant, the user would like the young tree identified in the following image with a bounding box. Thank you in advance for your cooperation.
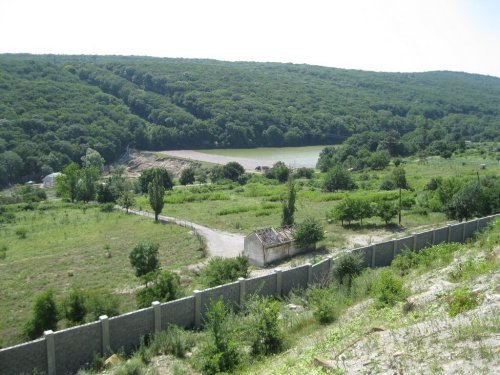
[222,161,245,182]
[265,161,289,183]
[148,172,165,221]
[117,191,135,213]
[23,290,59,339]
[129,242,160,279]
[393,167,409,225]
[139,168,173,194]
[77,166,99,203]
[81,148,105,171]
[293,218,325,249]
[179,167,196,185]
[375,201,398,224]
[55,162,80,202]
[323,165,356,192]
[281,177,296,226]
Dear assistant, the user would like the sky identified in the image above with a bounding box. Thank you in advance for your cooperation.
[1,0,499,77]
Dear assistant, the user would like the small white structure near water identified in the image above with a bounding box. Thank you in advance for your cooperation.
[42,172,62,188]
[244,227,314,267]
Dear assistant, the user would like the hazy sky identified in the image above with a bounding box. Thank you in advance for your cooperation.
[1,0,499,77]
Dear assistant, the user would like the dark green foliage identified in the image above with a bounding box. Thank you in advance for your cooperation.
[392,243,461,276]
[308,287,339,324]
[293,167,314,179]
[265,161,290,183]
[148,172,165,221]
[372,269,408,309]
[323,165,356,192]
[129,242,160,278]
[136,271,182,308]
[179,167,196,185]
[1,55,499,187]
[62,288,87,324]
[222,161,245,182]
[333,252,363,287]
[96,183,115,203]
[139,168,173,194]
[118,191,135,213]
[248,297,285,355]
[85,289,120,321]
[99,202,115,212]
[202,256,249,287]
[293,217,325,248]
[15,185,47,202]
[0,244,7,260]
[281,177,296,226]
[200,300,240,375]
[55,163,80,202]
[379,178,396,190]
[445,177,499,221]
[23,290,59,339]
[446,286,479,317]
[329,197,373,226]
[374,201,398,224]
[76,166,99,203]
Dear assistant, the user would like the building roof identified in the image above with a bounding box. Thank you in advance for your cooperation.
[43,172,62,180]
[253,227,294,247]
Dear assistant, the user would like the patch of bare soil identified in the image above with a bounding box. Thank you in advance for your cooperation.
[110,149,201,178]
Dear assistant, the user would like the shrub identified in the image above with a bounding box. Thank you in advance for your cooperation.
[323,165,356,192]
[379,178,396,190]
[293,217,325,249]
[129,242,160,279]
[150,326,193,358]
[391,249,419,275]
[99,202,114,212]
[23,290,59,339]
[138,168,174,193]
[202,256,249,287]
[248,297,285,355]
[179,167,196,185]
[371,269,408,309]
[265,161,289,183]
[308,287,339,324]
[293,167,314,179]
[86,289,120,320]
[63,288,87,324]
[200,300,239,375]
[15,227,28,239]
[136,271,182,308]
[333,252,363,287]
[375,201,398,224]
[447,286,479,317]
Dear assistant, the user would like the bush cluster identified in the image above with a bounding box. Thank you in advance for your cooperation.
[202,256,249,287]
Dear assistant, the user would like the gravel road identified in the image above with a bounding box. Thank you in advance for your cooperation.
[126,208,244,258]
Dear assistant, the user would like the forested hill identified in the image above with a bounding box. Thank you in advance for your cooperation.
[1,54,499,185]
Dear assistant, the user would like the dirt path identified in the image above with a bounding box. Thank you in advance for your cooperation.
[126,208,244,258]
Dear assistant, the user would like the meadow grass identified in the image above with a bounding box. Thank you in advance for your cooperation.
[0,203,203,347]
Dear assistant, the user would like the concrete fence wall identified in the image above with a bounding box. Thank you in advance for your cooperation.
[1,214,498,375]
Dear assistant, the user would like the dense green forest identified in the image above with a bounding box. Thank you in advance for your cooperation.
[1,54,499,186]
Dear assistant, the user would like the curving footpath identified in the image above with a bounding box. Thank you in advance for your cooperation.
[125,208,244,258]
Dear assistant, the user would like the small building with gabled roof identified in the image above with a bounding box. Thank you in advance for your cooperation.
[244,227,313,267]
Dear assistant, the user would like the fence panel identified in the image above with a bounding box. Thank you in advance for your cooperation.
[373,241,394,267]
[450,223,463,243]
[54,322,101,375]
[352,246,372,268]
[109,308,153,354]
[161,296,196,330]
[464,220,477,240]
[199,282,240,319]
[415,231,433,251]
[433,227,448,245]
[311,258,331,284]
[281,265,309,295]
[246,273,277,297]
[0,339,46,375]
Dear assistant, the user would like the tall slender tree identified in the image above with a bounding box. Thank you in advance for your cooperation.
[281,177,296,226]
[148,171,165,221]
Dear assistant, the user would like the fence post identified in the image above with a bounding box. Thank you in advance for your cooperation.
[193,290,202,329]
[152,301,161,333]
[431,228,436,245]
[275,268,283,297]
[238,277,246,307]
[447,224,452,242]
[412,232,417,251]
[393,239,398,259]
[44,330,56,375]
[99,315,109,357]
[462,222,466,242]
[371,244,376,267]
[305,263,312,285]
[327,255,333,279]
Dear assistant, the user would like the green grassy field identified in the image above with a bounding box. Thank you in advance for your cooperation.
[0,203,204,347]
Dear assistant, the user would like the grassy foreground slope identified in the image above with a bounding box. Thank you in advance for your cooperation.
[0,203,204,347]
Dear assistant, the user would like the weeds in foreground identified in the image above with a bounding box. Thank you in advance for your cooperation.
[446,286,479,317]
